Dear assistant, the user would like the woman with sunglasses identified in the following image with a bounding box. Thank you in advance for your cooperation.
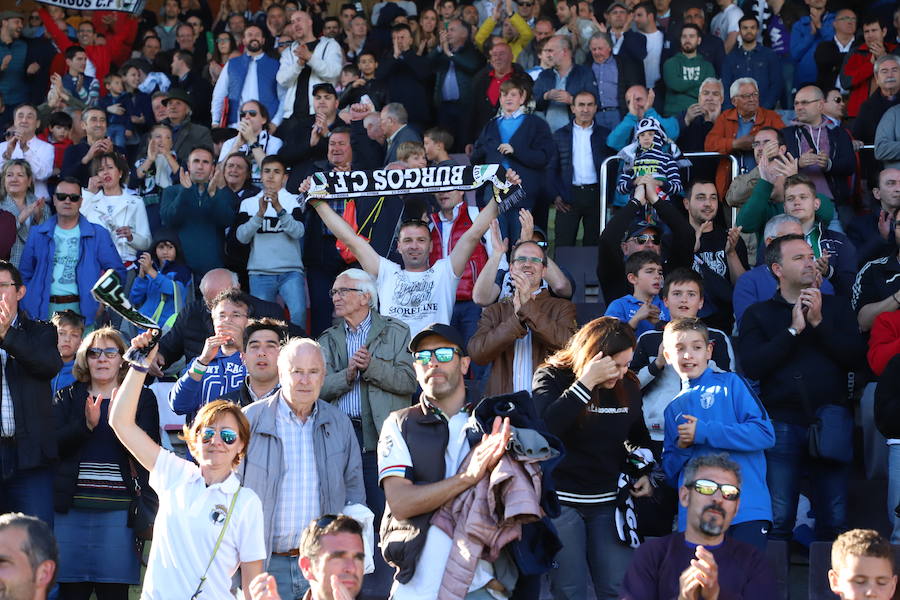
[532,316,653,600]
[52,328,159,600]
[217,101,282,185]
[0,159,49,267]
[110,331,266,599]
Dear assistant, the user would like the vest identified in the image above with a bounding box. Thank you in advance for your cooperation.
[379,401,450,584]
[226,54,281,125]
[429,206,488,302]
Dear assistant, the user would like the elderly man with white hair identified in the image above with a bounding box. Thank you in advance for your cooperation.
[241,336,365,600]
[317,267,415,597]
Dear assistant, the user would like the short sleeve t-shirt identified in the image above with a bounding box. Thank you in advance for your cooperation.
[51,224,80,297]
[143,450,267,599]
[376,256,460,338]
[711,4,743,42]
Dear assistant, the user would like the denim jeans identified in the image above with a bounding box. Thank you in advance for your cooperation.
[452,300,486,380]
[766,420,850,541]
[267,554,310,600]
[351,421,392,598]
[249,271,307,328]
[0,442,54,526]
[550,503,633,600]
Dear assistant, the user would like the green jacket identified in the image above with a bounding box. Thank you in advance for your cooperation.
[662,53,715,116]
[318,311,417,451]
[735,178,835,245]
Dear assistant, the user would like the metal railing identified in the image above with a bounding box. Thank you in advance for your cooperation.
[598,152,741,232]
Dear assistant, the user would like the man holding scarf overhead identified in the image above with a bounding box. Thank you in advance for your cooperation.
[299,166,522,338]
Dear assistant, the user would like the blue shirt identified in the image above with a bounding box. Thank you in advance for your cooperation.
[604,294,669,336]
[497,113,526,169]
[591,58,619,110]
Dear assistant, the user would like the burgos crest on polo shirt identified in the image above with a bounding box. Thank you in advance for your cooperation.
[211,504,228,525]
[379,434,394,458]
[700,391,716,410]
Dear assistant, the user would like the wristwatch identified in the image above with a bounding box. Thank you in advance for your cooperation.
[276,208,287,218]
[788,327,798,337]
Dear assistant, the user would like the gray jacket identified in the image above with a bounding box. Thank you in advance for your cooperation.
[318,311,416,451]
[875,104,900,169]
[240,395,365,565]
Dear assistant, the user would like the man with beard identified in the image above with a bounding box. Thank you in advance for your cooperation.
[621,454,778,599]
[212,25,284,128]
[662,24,715,116]
[721,15,782,110]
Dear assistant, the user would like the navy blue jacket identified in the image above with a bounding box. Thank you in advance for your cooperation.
[722,45,783,109]
[471,114,555,210]
[782,123,856,207]
[375,49,432,126]
[615,30,647,65]
[532,64,597,113]
[549,120,612,202]
[738,292,865,425]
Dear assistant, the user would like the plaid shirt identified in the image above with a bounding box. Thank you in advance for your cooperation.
[338,312,372,419]
[272,395,320,552]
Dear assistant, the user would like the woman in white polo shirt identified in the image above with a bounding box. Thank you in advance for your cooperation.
[110,332,266,599]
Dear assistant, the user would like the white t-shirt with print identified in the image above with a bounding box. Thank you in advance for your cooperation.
[376,256,460,338]
[143,450,267,599]
[378,409,495,599]
[711,4,743,42]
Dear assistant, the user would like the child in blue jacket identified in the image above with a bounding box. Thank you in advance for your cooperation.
[661,317,775,551]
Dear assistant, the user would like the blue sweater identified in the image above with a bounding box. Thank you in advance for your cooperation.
[662,367,775,527]
[169,349,246,424]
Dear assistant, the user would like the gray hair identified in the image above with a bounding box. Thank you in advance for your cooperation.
[729,77,758,99]
[875,53,900,73]
[382,102,408,125]
[0,513,58,581]
[699,77,723,94]
[589,31,612,48]
[763,214,801,243]
[551,34,573,53]
[337,268,378,308]
[277,337,324,374]
[683,453,742,487]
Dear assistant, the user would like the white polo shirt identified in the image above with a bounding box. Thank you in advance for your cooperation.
[142,450,267,599]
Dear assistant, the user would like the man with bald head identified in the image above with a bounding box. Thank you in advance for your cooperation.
[783,85,856,224]
[277,10,342,121]
[471,41,527,139]
[242,337,364,600]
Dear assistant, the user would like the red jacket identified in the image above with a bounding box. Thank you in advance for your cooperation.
[844,42,898,117]
[429,205,488,301]
[37,131,72,171]
[868,310,900,376]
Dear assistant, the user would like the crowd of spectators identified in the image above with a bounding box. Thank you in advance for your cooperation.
[6,0,900,598]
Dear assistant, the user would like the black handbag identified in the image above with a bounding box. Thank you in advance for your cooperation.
[127,457,157,541]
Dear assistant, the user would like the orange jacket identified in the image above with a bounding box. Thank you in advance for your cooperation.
[704,107,785,197]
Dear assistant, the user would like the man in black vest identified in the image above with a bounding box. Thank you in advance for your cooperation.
[377,323,510,597]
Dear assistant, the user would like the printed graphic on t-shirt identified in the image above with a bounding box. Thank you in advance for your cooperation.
[388,271,438,319]
[53,231,79,286]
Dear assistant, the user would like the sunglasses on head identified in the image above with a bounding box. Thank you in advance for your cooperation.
[413,347,460,365]
[54,193,81,203]
[87,347,120,359]
[201,427,238,445]
[239,109,259,118]
[631,233,660,245]
[687,478,741,501]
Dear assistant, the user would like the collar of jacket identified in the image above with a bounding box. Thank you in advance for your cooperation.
[415,386,480,424]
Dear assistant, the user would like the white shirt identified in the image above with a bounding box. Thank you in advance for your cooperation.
[378,409,495,599]
[80,189,151,262]
[276,37,343,119]
[642,30,664,89]
[710,4,742,42]
[571,122,597,185]
[143,450,267,599]
[375,256,460,338]
[0,137,54,199]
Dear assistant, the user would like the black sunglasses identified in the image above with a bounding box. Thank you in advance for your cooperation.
[87,347,121,359]
[239,110,259,118]
[54,193,82,203]
[631,233,660,245]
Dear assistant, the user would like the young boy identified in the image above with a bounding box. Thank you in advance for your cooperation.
[829,529,897,600]
[51,309,85,394]
[424,127,455,166]
[616,116,684,203]
[630,268,735,444]
[397,141,426,168]
[61,45,99,107]
[661,317,775,551]
[38,111,73,174]
[605,250,669,336]
[97,73,130,148]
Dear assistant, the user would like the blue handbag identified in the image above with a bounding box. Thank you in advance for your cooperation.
[808,404,854,464]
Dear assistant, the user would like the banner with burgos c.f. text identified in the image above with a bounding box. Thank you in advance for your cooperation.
[36,0,146,15]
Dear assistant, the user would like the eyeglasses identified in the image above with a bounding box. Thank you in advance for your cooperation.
[54,193,81,203]
[0,282,17,290]
[217,37,231,43]
[512,256,544,265]
[413,347,460,365]
[213,311,248,321]
[794,99,822,106]
[687,478,741,501]
[835,16,856,22]
[87,347,121,360]
[328,287,363,298]
[735,92,759,100]
[201,427,238,445]
[631,234,661,245]
[239,110,258,118]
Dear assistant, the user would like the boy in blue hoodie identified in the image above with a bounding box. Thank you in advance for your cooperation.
[662,317,775,551]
